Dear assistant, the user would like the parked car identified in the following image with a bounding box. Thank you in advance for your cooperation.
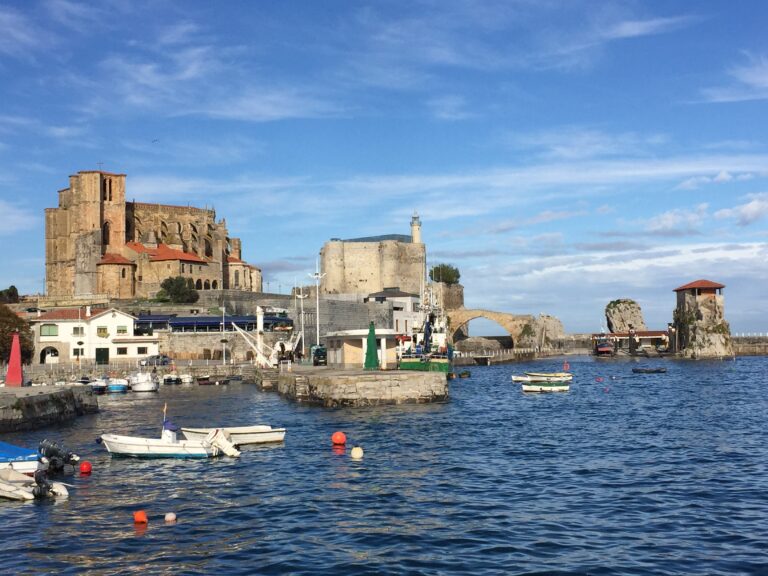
[311,346,327,366]
[139,354,173,367]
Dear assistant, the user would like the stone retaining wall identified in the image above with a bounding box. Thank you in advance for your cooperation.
[0,386,99,432]
[277,370,448,407]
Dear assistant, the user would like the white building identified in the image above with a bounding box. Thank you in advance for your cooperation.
[364,288,422,335]
[30,306,159,366]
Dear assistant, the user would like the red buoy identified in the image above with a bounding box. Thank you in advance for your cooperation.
[331,431,346,446]
[133,510,148,524]
[80,461,92,475]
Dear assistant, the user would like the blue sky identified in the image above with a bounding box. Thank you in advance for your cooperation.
[1,0,767,334]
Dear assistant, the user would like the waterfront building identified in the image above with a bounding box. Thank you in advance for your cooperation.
[45,170,262,301]
[672,279,733,358]
[29,306,159,365]
[325,328,398,368]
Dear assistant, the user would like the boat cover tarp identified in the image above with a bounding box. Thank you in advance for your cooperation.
[0,441,38,464]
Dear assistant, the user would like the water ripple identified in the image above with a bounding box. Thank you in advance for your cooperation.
[2,356,768,574]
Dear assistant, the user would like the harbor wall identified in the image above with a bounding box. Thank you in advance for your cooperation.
[277,370,448,407]
[0,386,99,432]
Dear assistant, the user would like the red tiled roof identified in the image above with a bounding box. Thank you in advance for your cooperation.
[227,255,244,263]
[35,308,89,321]
[125,242,206,264]
[97,253,134,266]
[673,279,725,292]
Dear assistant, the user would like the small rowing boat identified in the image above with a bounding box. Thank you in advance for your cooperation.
[521,381,570,393]
[512,372,573,383]
[181,425,286,446]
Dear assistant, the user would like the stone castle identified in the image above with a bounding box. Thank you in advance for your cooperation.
[45,170,262,300]
[320,213,427,296]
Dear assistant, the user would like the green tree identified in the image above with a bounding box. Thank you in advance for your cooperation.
[0,303,34,364]
[156,276,199,303]
[0,285,19,304]
[429,264,461,285]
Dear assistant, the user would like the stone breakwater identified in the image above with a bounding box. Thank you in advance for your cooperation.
[277,369,448,407]
[0,386,99,432]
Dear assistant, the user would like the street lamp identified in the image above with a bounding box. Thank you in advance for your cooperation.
[308,260,325,348]
[220,306,227,364]
[296,288,308,357]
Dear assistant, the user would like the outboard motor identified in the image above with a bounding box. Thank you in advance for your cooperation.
[32,469,54,499]
[38,439,80,474]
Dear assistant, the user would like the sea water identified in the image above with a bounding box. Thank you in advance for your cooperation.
[1,356,767,575]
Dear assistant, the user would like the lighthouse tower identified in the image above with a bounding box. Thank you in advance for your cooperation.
[410,212,422,244]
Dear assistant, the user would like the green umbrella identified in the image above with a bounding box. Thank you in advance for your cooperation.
[364,321,379,370]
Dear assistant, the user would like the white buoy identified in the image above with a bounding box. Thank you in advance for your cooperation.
[350,446,364,460]
[164,512,177,523]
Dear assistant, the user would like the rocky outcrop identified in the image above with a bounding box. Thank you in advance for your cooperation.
[516,314,565,348]
[605,299,647,333]
[673,293,734,359]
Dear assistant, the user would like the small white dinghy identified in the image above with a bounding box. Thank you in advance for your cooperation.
[0,468,69,501]
[182,425,286,446]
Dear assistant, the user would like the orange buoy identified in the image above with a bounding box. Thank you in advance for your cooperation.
[80,461,92,475]
[331,431,346,445]
[133,510,148,524]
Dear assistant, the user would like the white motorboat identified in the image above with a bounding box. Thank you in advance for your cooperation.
[512,372,573,383]
[181,425,286,445]
[100,424,240,459]
[130,372,159,392]
[0,467,69,501]
[179,374,194,385]
[163,373,182,385]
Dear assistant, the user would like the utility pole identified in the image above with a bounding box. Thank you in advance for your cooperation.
[308,259,326,347]
[220,305,227,365]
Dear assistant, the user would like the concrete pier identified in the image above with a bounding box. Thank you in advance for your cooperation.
[277,367,448,407]
[0,385,99,432]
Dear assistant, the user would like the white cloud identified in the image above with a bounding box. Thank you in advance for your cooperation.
[702,53,768,103]
[676,171,754,190]
[427,95,474,121]
[715,193,768,226]
[645,204,708,236]
[602,16,693,40]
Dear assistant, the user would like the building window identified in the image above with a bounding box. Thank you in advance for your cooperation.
[97,326,108,338]
[72,326,84,336]
[121,268,126,279]
[116,347,128,355]
[137,346,148,355]
[41,324,58,337]
[234,270,240,288]
[117,326,128,335]
[138,275,143,281]
[181,263,185,273]
[73,348,84,357]
[102,221,110,246]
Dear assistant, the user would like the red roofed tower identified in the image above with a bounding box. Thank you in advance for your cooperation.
[671,279,733,358]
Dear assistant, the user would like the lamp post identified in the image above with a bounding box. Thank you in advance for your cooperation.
[297,288,308,357]
[308,260,325,348]
[220,306,226,364]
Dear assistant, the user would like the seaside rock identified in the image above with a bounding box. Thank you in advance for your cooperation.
[673,291,734,359]
[605,299,647,333]
[516,314,566,348]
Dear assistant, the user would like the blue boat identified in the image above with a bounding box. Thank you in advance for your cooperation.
[106,378,129,393]
[0,441,39,475]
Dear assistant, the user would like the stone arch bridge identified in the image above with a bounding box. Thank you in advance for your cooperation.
[445,308,536,344]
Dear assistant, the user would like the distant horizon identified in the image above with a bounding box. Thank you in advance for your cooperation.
[0,1,766,333]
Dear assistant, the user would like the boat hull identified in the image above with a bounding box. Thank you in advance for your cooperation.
[181,425,286,445]
[101,434,214,458]
[0,441,40,475]
[522,383,570,393]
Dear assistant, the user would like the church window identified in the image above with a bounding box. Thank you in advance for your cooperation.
[212,280,218,289]
[204,238,213,258]
[181,263,184,273]
[102,221,111,246]
[204,280,210,290]
[121,268,126,279]
[107,179,112,201]
[234,271,240,288]
[195,279,202,289]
